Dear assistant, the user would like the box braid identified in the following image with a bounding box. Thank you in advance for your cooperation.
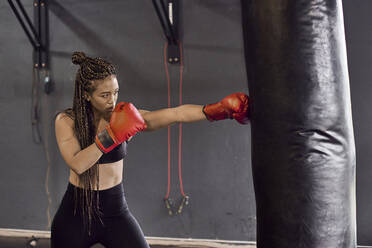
[67,51,116,232]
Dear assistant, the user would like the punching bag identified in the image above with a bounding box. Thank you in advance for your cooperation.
[241,0,356,247]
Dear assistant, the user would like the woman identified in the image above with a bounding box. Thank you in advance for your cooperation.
[51,51,249,248]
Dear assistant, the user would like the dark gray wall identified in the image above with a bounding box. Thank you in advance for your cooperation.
[0,0,254,242]
[1,0,372,245]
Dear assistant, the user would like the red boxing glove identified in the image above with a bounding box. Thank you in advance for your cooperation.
[95,102,147,153]
[203,92,250,124]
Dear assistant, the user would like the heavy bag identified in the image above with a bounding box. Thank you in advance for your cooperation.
[241,0,356,247]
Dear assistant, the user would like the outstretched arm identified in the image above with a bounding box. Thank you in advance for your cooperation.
[138,92,250,132]
[139,104,206,131]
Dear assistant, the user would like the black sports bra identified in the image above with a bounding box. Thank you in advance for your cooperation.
[98,141,128,164]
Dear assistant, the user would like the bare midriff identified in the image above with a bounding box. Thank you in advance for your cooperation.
[69,160,123,190]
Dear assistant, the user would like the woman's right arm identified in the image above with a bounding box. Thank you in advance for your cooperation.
[55,113,103,175]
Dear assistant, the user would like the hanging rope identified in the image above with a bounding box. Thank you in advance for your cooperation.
[32,67,42,144]
[32,67,53,228]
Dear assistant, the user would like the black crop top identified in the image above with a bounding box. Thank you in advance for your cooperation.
[98,141,128,164]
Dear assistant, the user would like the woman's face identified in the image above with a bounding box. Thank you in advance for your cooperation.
[86,75,119,118]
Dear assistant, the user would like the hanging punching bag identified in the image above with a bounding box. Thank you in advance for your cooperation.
[241,0,356,247]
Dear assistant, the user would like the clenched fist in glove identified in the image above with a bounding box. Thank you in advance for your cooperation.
[95,102,147,153]
[203,92,250,124]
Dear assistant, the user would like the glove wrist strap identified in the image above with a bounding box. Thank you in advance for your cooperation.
[95,126,118,154]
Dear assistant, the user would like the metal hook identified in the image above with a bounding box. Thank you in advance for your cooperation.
[164,198,174,216]
[177,195,189,214]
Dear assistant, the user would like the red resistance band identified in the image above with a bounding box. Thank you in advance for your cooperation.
[163,41,189,215]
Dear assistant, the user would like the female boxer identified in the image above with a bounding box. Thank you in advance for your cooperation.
[51,51,249,248]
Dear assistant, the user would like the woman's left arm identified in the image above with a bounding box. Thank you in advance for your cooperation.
[139,104,206,131]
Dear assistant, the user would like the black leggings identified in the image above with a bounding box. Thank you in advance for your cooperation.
[51,182,149,248]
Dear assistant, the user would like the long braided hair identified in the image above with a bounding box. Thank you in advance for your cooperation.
[65,51,116,231]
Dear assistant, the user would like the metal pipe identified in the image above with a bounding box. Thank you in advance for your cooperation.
[159,0,177,44]
[15,0,41,46]
[152,0,172,44]
[8,0,40,49]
